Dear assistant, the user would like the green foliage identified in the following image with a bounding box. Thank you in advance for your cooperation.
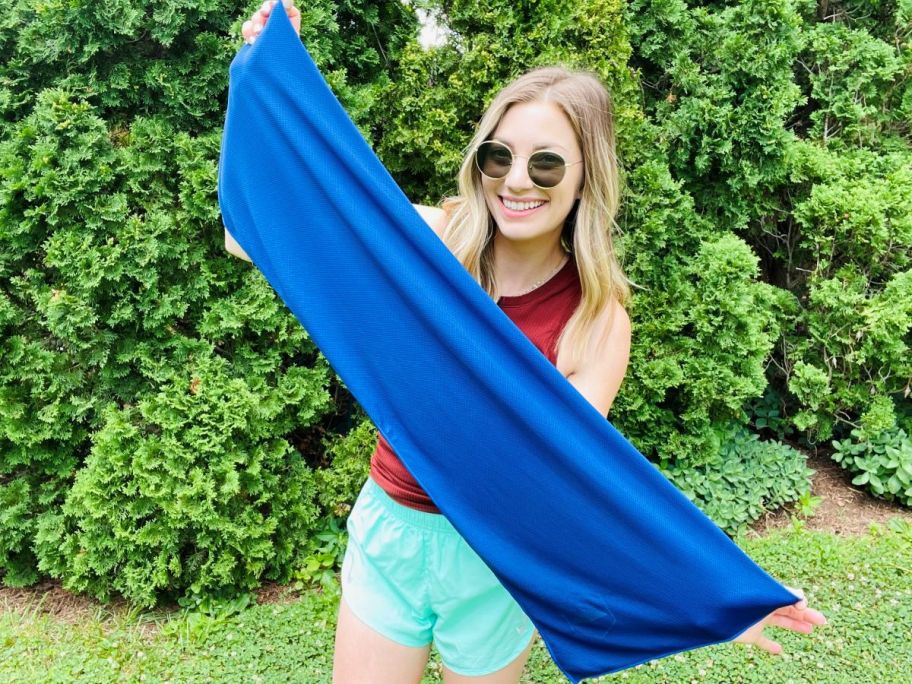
[31,351,331,608]
[627,0,807,230]
[833,425,912,506]
[662,422,814,535]
[312,416,376,517]
[625,0,912,450]
[780,144,912,441]
[617,189,792,462]
[0,0,418,604]
[292,514,347,597]
[0,85,335,597]
[800,15,910,147]
[788,359,832,433]
[296,416,379,595]
[0,0,418,132]
[162,591,256,645]
[794,488,824,517]
[744,386,795,441]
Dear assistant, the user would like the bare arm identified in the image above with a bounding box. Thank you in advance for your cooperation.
[565,299,632,417]
[224,228,252,262]
[412,203,449,239]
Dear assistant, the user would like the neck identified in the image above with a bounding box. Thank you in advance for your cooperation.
[493,235,568,297]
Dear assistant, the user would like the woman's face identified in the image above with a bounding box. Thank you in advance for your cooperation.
[480,100,583,249]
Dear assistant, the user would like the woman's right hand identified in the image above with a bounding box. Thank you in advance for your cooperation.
[732,586,827,655]
[242,0,301,44]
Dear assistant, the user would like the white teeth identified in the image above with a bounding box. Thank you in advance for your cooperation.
[502,198,545,211]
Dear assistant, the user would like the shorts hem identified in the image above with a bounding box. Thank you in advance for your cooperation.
[439,627,536,677]
[340,593,432,650]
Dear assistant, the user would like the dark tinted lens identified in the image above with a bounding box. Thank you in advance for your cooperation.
[476,142,513,179]
[529,151,566,188]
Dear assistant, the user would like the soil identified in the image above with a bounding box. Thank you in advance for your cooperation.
[2,451,910,629]
[746,450,912,538]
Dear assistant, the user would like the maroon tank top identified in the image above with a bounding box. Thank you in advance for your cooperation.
[369,254,582,513]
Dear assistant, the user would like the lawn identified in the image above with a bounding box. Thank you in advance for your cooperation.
[2,517,910,683]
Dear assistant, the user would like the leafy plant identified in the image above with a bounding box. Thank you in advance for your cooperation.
[662,422,814,535]
[832,426,912,507]
[163,591,255,646]
[744,385,794,441]
[625,0,912,445]
[794,489,824,518]
[312,416,376,518]
[31,352,331,609]
[293,515,348,598]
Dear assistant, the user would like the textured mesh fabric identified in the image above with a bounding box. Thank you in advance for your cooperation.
[216,6,798,682]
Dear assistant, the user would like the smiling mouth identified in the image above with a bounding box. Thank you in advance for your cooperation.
[499,196,548,215]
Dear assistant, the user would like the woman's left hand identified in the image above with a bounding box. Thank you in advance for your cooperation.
[733,586,828,655]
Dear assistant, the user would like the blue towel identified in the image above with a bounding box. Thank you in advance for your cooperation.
[216,5,798,681]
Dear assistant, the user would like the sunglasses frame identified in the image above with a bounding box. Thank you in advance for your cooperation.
[474,139,583,189]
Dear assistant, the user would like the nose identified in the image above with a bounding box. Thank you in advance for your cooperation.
[504,157,534,191]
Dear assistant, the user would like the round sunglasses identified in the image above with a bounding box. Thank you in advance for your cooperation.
[474,140,583,189]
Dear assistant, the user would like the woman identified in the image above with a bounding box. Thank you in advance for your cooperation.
[233,3,826,682]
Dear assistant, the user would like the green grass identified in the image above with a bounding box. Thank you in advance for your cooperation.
[2,519,910,683]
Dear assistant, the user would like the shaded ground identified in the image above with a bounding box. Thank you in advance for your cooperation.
[3,450,911,627]
[746,450,912,538]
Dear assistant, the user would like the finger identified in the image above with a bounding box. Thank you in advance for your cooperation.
[776,603,827,625]
[755,635,783,655]
[768,614,814,633]
[775,603,807,621]
[801,607,828,625]
[242,19,254,42]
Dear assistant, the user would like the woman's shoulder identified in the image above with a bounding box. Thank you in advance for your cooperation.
[561,294,631,414]
[411,203,450,238]
[595,294,630,343]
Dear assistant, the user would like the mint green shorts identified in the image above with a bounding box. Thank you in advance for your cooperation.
[340,476,536,676]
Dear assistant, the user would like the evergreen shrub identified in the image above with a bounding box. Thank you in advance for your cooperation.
[312,415,375,518]
[0,0,417,602]
[32,351,332,608]
[625,0,911,467]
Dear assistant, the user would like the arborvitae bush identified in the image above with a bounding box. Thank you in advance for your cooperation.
[0,0,417,601]
[784,143,912,440]
[625,0,911,479]
[313,414,376,519]
[34,353,331,608]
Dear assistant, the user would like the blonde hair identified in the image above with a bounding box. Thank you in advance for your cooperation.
[440,66,632,371]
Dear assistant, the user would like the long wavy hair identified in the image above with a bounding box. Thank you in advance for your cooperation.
[440,66,632,371]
